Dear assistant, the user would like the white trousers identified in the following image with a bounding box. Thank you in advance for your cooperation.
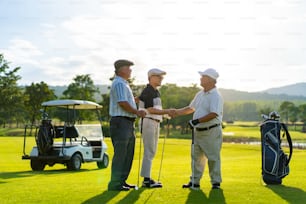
[140,118,160,178]
[191,126,222,185]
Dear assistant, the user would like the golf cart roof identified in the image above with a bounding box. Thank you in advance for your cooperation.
[41,99,102,109]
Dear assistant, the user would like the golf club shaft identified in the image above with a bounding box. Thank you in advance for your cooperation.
[191,127,195,188]
[137,118,143,188]
[158,118,169,182]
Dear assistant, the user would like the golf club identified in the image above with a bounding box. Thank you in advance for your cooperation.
[137,117,144,190]
[157,116,170,183]
[191,126,196,190]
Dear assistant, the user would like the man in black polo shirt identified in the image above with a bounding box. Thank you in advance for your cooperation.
[138,68,175,188]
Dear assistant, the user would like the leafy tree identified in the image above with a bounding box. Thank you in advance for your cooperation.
[259,106,273,119]
[298,104,306,132]
[100,92,110,121]
[279,101,295,124]
[241,102,258,121]
[223,102,235,122]
[63,74,99,122]
[224,102,259,121]
[24,82,56,125]
[63,74,98,101]
[288,105,299,125]
[0,54,22,127]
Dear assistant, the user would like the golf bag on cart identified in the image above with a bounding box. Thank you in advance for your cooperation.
[260,112,293,185]
[36,118,54,155]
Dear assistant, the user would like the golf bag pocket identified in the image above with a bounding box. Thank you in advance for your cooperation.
[278,151,290,178]
[262,144,278,175]
[260,119,292,185]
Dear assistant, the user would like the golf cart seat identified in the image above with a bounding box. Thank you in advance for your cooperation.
[54,126,79,139]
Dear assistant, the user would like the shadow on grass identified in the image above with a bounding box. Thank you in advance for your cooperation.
[82,190,120,204]
[209,189,226,203]
[117,188,145,204]
[0,170,34,180]
[266,185,306,204]
[0,168,98,180]
[82,188,145,204]
[39,168,99,174]
[185,189,226,204]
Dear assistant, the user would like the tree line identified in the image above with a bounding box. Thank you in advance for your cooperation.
[0,54,305,132]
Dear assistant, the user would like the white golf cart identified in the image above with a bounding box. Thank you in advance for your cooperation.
[22,99,109,171]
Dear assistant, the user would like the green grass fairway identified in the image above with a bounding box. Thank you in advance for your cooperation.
[222,125,306,142]
[1,136,306,204]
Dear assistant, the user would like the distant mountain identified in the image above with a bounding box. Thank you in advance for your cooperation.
[49,85,109,101]
[219,88,306,102]
[49,85,67,97]
[261,82,306,97]
[48,84,306,102]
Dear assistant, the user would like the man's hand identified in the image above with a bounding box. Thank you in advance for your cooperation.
[168,109,177,118]
[136,110,146,118]
[134,96,140,103]
[188,119,200,129]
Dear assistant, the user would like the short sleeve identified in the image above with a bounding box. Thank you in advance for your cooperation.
[209,93,223,116]
[139,88,154,108]
[114,83,128,102]
[189,91,201,110]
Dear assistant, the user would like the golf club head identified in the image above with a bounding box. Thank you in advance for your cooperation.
[269,111,280,120]
[261,114,269,120]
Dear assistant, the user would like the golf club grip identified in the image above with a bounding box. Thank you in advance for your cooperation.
[140,117,143,134]
[191,128,195,144]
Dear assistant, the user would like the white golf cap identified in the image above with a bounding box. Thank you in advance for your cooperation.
[148,68,166,77]
[198,68,219,80]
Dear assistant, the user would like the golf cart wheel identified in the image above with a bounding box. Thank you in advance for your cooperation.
[97,153,109,169]
[30,159,46,171]
[67,153,82,171]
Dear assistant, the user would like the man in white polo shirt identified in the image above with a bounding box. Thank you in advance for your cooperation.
[176,68,224,190]
[138,68,175,188]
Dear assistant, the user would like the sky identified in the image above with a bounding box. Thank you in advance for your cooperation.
[0,0,305,92]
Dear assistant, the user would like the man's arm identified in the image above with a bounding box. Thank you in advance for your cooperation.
[118,101,146,117]
[189,112,218,128]
[146,107,175,116]
[175,106,195,116]
[197,112,218,123]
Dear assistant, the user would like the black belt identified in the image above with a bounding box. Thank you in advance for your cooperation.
[145,117,161,123]
[112,116,136,122]
[196,124,220,131]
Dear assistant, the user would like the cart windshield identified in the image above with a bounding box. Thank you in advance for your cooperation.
[74,124,103,140]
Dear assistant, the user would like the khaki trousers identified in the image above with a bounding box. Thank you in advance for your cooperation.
[190,126,222,185]
[140,118,160,178]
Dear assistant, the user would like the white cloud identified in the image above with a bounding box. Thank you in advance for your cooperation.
[3,39,43,64]
[1,0,305,91]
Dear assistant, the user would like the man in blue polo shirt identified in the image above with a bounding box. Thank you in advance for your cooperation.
[108,59,146,191]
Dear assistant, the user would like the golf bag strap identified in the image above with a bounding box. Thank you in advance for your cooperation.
[281,123,293,165]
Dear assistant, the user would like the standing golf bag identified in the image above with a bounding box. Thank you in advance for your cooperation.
[260,112,293,184]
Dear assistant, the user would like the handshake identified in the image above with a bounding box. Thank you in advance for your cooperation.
[165,108,179,119]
